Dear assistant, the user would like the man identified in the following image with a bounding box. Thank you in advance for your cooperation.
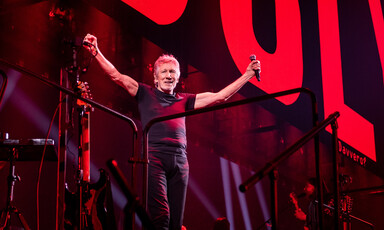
[83,34,261,230]
[293,178,334,230]
[293,178,317,230]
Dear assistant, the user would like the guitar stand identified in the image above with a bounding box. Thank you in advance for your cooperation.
[0,148,30,230]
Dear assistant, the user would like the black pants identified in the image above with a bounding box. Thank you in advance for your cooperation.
[148,152,189,230]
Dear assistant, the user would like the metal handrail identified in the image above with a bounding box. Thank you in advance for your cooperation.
[0,58,138,133]
[240,111,340,230]
[239,111,339,191]
[142,87,320,217]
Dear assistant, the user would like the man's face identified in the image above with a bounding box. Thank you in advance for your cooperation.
[304,182,315,196]
[154,62,180,94]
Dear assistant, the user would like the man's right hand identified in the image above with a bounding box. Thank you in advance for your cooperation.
[83,34,99,57]
[294,208,307,221]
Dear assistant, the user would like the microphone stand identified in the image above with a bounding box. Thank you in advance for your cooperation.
[0,142,30,230]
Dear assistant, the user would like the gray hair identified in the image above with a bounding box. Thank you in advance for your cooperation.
[153,54,180,76]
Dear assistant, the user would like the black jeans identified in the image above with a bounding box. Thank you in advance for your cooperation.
[148,152,189,230]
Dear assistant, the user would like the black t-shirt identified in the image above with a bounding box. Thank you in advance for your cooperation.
[135,83,196,155]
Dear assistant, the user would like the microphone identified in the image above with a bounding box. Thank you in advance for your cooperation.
[82,41,92,47]
[82,40,98,57]
[249,54,261,81]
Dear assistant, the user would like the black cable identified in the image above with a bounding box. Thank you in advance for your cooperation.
[36,98,64,230]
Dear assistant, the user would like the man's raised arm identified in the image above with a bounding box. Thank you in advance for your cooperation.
[83,34,139,97]
[194,59,261,109]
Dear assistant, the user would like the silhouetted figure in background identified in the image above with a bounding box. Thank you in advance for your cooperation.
[292,178,334,230]
[213,217,230,230]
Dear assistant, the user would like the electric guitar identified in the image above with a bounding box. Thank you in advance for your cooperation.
[64,81,114,230]
[289,192,300,212]
[290,192,309,230]
[76,81,92,183]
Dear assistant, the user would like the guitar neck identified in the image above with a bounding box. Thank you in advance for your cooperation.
[76,80,92,184]
[81,111,91,183]
[289,193,300,211]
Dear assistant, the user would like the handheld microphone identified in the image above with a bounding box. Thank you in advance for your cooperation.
[82,41,92,47]
[249,54,261,81]
[82,41,98,57]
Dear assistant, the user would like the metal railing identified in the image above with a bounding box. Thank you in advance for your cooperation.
[0,58,138,134]
[142,87,323,229]
[240,111,340,230]
[2,57,341,229]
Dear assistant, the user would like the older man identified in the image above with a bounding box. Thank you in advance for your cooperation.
[83,34,260,230]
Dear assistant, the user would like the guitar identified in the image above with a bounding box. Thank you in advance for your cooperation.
[289,192,300,212]
[290,192,308,224]
[76,81,93,183]
[64,81,115,230]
